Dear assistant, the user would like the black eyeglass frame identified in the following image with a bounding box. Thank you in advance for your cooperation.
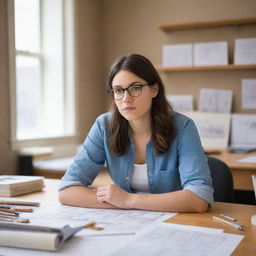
[107,82,152,100]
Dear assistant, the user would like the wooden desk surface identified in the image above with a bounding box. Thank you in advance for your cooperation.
[17,179,256,255]
[210,150,256,190]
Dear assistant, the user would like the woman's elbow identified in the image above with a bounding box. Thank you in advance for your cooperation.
[59,189,68,205]
[195,200,209,213]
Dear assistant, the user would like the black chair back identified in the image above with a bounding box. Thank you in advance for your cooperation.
[207,157,234,203]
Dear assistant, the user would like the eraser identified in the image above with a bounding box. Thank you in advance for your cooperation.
[251,215,256,225]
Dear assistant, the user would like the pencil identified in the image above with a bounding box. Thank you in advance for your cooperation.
[213,216,244,231]
[13,208,34,213]
[0,216,30,223]
[0,210,19,217]
[0,199,40,206]
[84,222,104,230]
[0,205,33,212]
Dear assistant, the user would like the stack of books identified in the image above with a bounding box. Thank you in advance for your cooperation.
[0,175,44,197]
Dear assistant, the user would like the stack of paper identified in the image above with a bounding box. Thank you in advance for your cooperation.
[0,176,44,197]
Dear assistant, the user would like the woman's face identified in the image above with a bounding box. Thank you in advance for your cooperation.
[112,70,158,123]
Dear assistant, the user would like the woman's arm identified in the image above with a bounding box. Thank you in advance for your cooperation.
[96,184,208,212]
[59,186,117,209]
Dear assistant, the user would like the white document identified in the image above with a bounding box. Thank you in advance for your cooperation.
[230,114,256,149]
[234,38,256,65]
[238,156,256,164]
[111,222,244,256]
[162,44,193,67]
[167,94,193,112]
[194,41,228,66]
[184,111,231,149]
[20,205,176,236]
[199,88,233,113]
[242,79,256,109]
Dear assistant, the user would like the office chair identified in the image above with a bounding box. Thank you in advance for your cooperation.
[207,157,234,203]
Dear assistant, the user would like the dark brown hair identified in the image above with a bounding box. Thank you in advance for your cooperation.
[107,54,176,155]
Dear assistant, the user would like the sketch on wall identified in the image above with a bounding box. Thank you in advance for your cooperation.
[231,114,256,150]
[184,112,231,149]
[199,88,233,113]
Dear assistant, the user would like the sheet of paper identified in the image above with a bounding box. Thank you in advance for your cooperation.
[20,205,176,235]
[0,233,135,256]
[194,41,228,66]
[162,44,193,67]
[184,111,231,149]
[111,222,244,256]
[237,156,256,164]
[230,114,256,149]
[160,222,223,233]
[234,37,256,65]
[167,94,193,112]
[242,79,256,109]
[199,88,233,113]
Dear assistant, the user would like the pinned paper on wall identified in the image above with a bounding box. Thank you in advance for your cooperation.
[242,79,256,109]
[184,111,231,149]
[166,95,193,112]
[162,44,193,67]
[199,88,233,113]
[230,114,256,150]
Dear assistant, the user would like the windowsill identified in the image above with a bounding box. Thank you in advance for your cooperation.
[11,134,79,152]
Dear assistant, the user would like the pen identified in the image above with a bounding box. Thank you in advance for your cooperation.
[219,213,237,221]
[213,216,244,231]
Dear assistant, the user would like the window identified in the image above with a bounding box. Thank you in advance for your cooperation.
[9,0,76,148]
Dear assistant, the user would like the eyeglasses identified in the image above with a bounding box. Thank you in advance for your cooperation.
[108,82,151,100]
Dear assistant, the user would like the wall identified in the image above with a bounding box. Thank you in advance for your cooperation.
[102,0,256,112]
[0,0,16,174]
[1,0,256,173]
[76,0,105,141]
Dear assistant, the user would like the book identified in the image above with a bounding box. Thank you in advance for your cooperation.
[0,221,84,251]
[0,176,44,197]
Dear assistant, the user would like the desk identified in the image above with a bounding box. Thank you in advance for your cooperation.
[34,150,256,191]
[210,150,256,191]
[17,179,256,255]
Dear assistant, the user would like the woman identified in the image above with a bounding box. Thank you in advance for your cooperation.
[59,54,213,212]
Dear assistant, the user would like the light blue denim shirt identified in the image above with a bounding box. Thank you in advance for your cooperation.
[60,112,214,205]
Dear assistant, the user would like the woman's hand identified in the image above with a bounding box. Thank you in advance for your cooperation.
[96,184,133,209]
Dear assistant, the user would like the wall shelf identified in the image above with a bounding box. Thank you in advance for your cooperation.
[156,65,256,72]
[157,17,256,31]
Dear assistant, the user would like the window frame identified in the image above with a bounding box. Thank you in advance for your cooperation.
[8,0,78,150]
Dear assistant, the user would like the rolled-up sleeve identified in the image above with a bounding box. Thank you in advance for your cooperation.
[177,119,214,206]
[59,115,107,191]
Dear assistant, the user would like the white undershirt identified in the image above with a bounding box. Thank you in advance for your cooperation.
[130,163,150,193]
